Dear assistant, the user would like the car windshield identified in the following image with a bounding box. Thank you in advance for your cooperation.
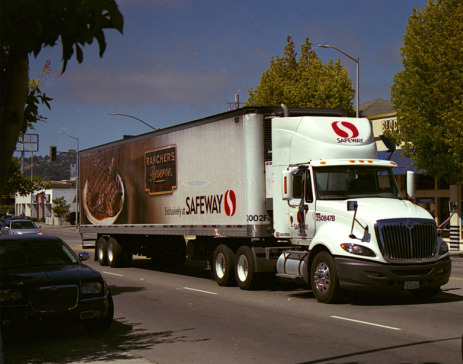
[314,165,402,200]
[10,220,37,229]
[0,239,78,269]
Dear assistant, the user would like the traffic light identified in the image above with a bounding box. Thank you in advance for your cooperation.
[50,146,57,161]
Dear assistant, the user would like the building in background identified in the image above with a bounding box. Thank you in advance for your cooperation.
[15,181,76,225]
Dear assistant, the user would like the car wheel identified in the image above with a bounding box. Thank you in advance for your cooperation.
[84,292,114,333]
[100,292,114,330]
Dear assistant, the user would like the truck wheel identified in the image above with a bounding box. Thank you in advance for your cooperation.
[235,246,261,290]
[107,237,123,268]
[310,251,340,303]
[97,237,109,266]
[213,245,235,286]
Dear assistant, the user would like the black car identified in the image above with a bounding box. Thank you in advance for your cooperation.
[0,235,113,331]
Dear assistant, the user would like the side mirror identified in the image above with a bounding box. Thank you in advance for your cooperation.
[406,171,415,200]
[281,170,293,201]
[347,200,358,211]
[79,252,91,261]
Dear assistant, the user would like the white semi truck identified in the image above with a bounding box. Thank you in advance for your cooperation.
[79,106,451,303]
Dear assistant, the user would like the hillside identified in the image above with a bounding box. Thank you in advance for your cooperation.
[17,150,77,181]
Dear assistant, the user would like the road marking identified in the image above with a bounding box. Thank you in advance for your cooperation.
[331,316,401,331]
[183,287,218,295]
[103,271,124,277]
[450,277,463,281]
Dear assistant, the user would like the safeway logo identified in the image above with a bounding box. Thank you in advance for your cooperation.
[331,121,363,144]
[224,190,236,217]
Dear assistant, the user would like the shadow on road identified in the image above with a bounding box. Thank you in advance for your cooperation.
[2,316,208,364]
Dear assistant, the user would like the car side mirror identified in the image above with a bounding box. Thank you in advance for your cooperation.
[79,252,91,261]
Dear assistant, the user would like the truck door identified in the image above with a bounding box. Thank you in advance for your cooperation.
[288,168,316,242]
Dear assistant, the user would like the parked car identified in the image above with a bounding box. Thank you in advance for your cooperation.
[0,235,114,331]
[0,219,41,235]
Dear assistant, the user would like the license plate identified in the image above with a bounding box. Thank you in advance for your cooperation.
[404,281,419,289]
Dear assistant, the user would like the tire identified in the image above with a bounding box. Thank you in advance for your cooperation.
[212,244,236,286]
[310,251,341,303]
[107,237,123,268]
[97,237,108,266]
[235,246,261,290]
[100,292,114,330]
[84,292,114,333]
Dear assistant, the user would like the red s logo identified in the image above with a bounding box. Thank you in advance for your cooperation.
[224,190,236,217]
[331,121,359,138]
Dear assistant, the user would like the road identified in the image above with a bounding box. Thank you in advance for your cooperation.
[2,226,463,363]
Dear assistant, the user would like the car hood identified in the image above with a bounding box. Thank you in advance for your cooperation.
[0,264,102,288]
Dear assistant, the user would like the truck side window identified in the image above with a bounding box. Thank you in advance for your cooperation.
[292,170,313,203]
[305,171,313,203]
[293,172,303,199]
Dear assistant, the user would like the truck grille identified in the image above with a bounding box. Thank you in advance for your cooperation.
[375,219,437,262]
[30,285,79,312]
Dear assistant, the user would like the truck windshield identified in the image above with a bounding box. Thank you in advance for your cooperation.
[313,166,402,200]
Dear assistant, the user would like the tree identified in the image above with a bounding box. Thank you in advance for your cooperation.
[0,0,124,194]
[52,196,70,226]
[390,0,463,182]
[246,36,355,114]
[1,157,51,210]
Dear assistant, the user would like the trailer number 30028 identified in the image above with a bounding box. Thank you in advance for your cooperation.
[247,214,268,222]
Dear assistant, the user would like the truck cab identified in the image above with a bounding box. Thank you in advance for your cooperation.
[271,116,451,302]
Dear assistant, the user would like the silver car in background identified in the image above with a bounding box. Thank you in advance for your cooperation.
[0,219,42,235]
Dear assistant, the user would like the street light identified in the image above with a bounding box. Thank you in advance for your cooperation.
[105,112,158,131]
[56,132,79,228]
[318,44,359,118]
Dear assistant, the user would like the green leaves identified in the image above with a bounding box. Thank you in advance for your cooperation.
[246,36,355,115]
[391,0,463,182]
[1,0,124,72]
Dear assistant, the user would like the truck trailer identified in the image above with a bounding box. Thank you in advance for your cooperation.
[79,106,451,303]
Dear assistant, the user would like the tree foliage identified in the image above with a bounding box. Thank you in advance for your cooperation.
[1,157,51,207]
[390,0,463,182]
[52,196,70,218]
[25,60,53,131]
[0,0,124,194]
[246,36,355,114]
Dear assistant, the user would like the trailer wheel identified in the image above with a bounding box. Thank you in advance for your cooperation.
[107,237,123,268]
[97,237,109,266]
[310,251,340,303]
[235,246,261,290]
[213,245,235,286]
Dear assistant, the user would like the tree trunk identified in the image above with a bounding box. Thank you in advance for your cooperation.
[0,55,29,195]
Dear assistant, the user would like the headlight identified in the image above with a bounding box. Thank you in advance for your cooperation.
[82,282,103,294]
[439,240,449,255]
[341,243,376,257]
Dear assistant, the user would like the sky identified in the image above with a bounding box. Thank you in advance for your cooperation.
[23,0,429,157]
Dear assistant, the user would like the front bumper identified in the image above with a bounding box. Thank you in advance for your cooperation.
[335,255,451,292]
[1,295,110,327]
